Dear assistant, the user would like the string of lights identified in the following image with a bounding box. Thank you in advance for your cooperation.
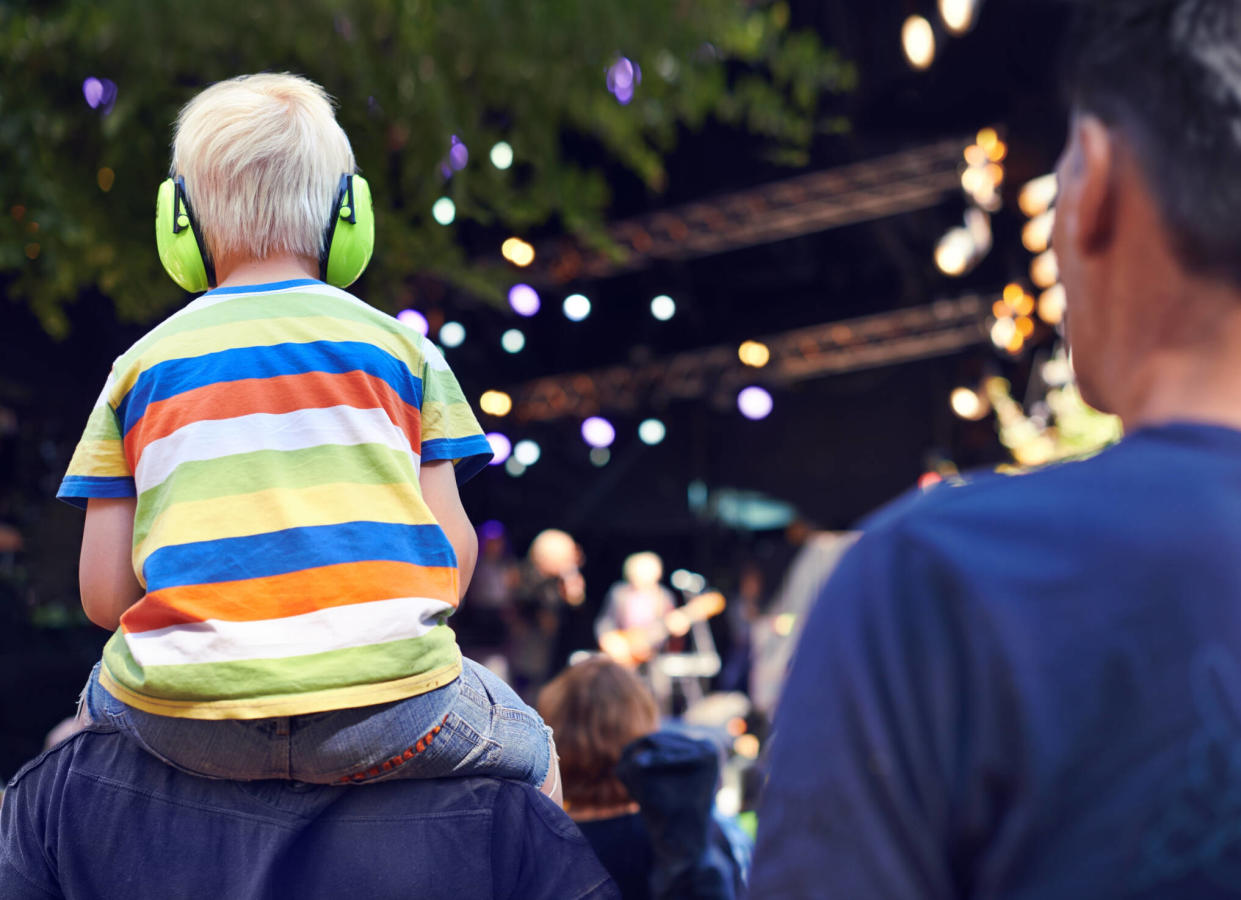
[488,294,989,424]
[526,138,968,284]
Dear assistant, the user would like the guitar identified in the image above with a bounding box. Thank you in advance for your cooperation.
[598,590,726,668]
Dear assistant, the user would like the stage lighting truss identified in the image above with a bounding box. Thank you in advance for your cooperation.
[528,138,968,284]
[507,294,989,423]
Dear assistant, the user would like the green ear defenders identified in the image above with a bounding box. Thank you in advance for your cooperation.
[154,173,375,293]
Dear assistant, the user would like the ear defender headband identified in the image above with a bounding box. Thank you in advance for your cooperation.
[154,173,375,292]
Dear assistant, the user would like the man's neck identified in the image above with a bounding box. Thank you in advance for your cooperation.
[213,253,318,290]
[1116,292,1241,433]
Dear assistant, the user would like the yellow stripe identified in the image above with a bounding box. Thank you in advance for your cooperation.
[65,439,131,478]
[136,481,434,563]
[110,315,427,401]
[422,400,483,443]
[97,659,462,719]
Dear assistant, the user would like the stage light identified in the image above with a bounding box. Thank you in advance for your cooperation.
[439,321,466,347]
[939,0,977,34]
[432,197,456,225]
[501,237,535,267]
[738,340,770,368]
[590,447,612,467]
[1022,211,1055,253]
[486,433,511,465]
[901,15,936,70]
[501,329,525,353]
[734,734,760,759]
[581,416,616,448]
[1030,249,1059,289]
[935,227,973,276]
[991,317,1017,349]
[1019,173,1058,218]
[1038,284,1066,325]
[513,439,541,466]
[505,457,526,477]
[479,390,513,417]
[397,309,429,336]
[563,293,591,322]
[950,387,989,420]
[508,283,540,316]
[638,418,666,445]
[651,294,676,321]
[490,141,514,170]
[737,386,773,421]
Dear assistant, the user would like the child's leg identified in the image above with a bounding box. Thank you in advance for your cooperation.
[316,657,559,800]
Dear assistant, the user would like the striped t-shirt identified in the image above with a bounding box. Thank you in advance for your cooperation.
[58,278,493,719]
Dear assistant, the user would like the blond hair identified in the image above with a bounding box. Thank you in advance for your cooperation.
[171,73,355,264]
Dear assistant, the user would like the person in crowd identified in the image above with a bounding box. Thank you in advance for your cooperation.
[510,528,588,697]
[0,723,617,899]
[752,1,1241,896]
[539,656,747,900]
[57,73,558,798]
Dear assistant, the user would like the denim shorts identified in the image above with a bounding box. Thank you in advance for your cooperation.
[84,656,553,788]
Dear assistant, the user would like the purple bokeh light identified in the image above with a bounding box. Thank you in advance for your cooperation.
[82,77,117,115]
[479,519,507,541]
[397,308,429,335]
[581,416,616,449]
[737,386,774,421]
[606,57,641,105]
[507,283,541,317]
[449,135,469,171]
[486,432,512,465]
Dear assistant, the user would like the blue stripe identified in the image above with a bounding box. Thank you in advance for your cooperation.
[57,475,137,509]
[116,341,424,435]
[422,436,493,485]
[142,521,457,589]
[204,278,323,296]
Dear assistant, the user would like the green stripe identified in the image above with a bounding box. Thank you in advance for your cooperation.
[118,291,411,368]
[81,402,123,442]
[103,623,458,703]
[134,443,419,544]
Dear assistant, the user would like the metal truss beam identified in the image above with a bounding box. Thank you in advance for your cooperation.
[509,294,989,423]
[530,138,966,285]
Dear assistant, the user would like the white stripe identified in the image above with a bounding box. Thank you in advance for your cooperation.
[124,595,454,667]
[135,405,419,494]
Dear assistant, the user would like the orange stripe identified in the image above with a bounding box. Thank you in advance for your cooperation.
[125,371,421,468]
[120,560,458,633]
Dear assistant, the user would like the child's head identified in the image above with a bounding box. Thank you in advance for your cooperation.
[171,73,355,266]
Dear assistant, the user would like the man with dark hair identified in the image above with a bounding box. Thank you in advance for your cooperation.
[751,1,1241,896]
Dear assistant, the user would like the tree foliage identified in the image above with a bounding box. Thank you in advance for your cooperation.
[1,0,852,337]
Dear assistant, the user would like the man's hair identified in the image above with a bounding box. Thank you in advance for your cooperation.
[1063,0,1241,288]
[537,656,659,811]
[171,73,355,264]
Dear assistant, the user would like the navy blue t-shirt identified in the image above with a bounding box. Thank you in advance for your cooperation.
[752,424,1241,898]
[1,724,618,900]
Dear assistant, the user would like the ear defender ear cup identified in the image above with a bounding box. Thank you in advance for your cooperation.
[321,174,375,288]
[155,176,214,293]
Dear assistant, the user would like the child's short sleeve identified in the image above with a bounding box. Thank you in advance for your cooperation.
[57,371,136,509]
[418,341,493,483]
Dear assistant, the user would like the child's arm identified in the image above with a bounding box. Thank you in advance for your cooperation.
[79,497,144,630]
[420,459,478,600]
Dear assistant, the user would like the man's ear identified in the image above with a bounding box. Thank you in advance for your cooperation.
[1066,115,1117,256]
